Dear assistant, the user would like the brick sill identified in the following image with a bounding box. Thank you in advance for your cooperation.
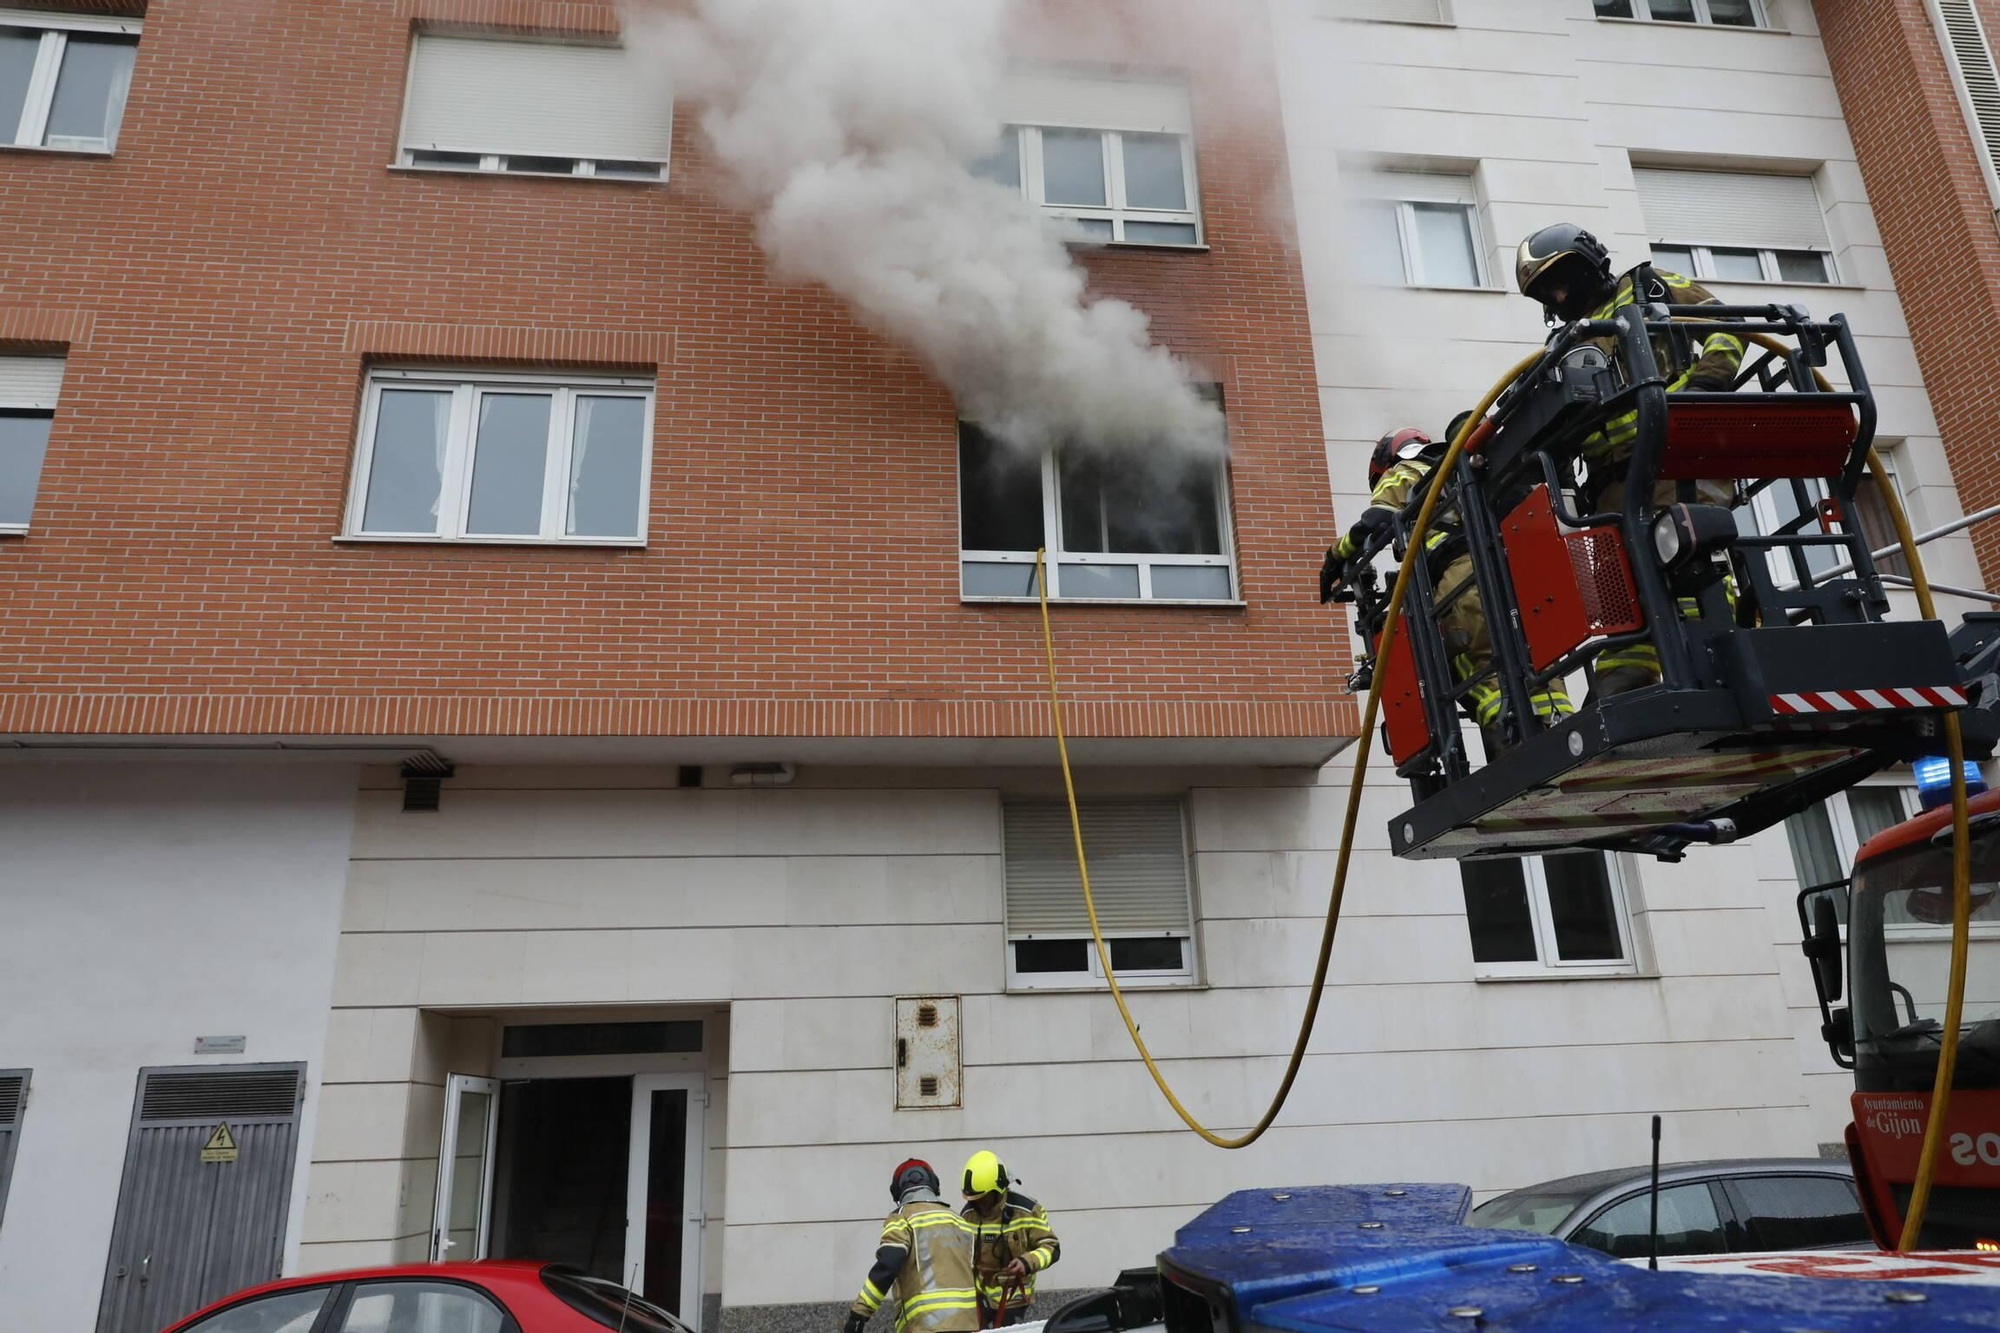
[964,596,1248,610]
[333,533,647,549]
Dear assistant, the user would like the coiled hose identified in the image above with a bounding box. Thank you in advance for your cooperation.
[1033,322,1972,1237]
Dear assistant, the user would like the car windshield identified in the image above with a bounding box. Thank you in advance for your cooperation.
[1849,829,2000,1093]
[1469,1189,1592,1234]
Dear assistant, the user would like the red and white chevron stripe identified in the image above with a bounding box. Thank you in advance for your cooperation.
[1770,686,1968,715]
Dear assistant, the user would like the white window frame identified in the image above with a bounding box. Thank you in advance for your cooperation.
[398,149,664,182]
[0,8,141,153]
[1648,242,1836,285]
[0,361,60,536]
[1598,0,1769,25]
[1385,196,1490,289]
[1003,796,1201,993]
[958,443,1239,604]
[342,367,655,546]
[1468,852,1640,981]
[1318,0,1455,23]
[991,124,1204,248]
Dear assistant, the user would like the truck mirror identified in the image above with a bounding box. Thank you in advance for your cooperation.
[1806,893,1844,1004]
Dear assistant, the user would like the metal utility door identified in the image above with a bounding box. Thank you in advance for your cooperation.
[432,1074,501,1262]
[0,1069,28,1227]
[95,1063,306,1333]
[625,1073,706,1324]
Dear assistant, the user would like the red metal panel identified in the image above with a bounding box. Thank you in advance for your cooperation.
[1659,401,1856,479]
[1503,486,1595,673]
[1378,626,1431,768]
[1562,528,1643,634]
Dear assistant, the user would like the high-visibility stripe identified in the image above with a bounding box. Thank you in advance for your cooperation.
[1771,686,1967,714]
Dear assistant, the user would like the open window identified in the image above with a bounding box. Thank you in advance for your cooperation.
[958,412,1235,603]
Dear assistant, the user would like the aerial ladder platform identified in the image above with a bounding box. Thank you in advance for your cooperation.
[1335,283,1998,862]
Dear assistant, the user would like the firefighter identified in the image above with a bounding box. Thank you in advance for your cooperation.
[846,1159,980,1333]
[959,1150,1058,1326]
[1515,223,1745,694]
[1321,426,1572,745]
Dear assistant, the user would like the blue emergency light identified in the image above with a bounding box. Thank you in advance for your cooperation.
[1914,756,1988,809]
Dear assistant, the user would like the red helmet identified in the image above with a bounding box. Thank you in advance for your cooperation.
[890,1158,940,1202]
[1369,427,1431,487]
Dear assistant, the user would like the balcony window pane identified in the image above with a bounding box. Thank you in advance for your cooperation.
[1122,133,1187,210]
[972,126,1021,191]
[1462,859,1537,963]
[0,29,38,142]
[1543,853,1623,962]
[0,414,53,526]
[466,393,552,536]
[1412,203,1480,286]
[362,390,453,534]
[1711,247,1764,281]
[43,36,135,149]
[1042,129,1108,207]
[567,396,645,538]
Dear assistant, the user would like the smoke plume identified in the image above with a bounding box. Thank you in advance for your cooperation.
[623,0,1226,458]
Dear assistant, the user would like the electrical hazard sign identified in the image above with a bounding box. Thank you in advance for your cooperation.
[200,1122,238,1164]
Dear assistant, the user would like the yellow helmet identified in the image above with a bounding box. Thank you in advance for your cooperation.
[962,1149,1009,1197]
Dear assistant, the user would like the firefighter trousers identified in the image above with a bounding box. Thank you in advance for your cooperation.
[1589,475,1734,697]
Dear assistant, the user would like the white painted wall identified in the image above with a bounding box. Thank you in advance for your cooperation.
[0,762,357,1333]
[1272,0,1990,1154]
[321,765,1816,1311]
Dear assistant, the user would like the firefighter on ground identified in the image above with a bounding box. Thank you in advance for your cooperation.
[960,1150,1058,1326]
[1515,222,1745,695]
[846,1159,980,1333]
[1321,425,1572,745]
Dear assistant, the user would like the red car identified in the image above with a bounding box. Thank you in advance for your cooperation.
[158,1261,692,1333]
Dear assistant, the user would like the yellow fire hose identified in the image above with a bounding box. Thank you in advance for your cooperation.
[1031,322,1972,1250]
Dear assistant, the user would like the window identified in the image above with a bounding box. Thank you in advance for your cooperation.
[0,1070,24,1234]
[1460,852,1636,976]
[1784,784,1916,892]
[182,1289,331,1333]
[1571,1183,1726,1258]
[340,1282,505,1333]
[1003,798,1197,989]
[1636,167,1835,284]
[1934,1,2000,206]
[0,356,61,533]
[958,420,1235,602]
[1348,170,1488,288]
[1737,446,1910,586]
[981,68,1202,246]
[1595,0,1767,25]
[398,34,672,180]
[1722,1174,1871,1250]
[0,10,138,152]
[344,369,654,544]
[543,1268,683,1333]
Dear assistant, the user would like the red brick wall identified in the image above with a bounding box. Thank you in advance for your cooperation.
[1819,0,2000,588]
[0,0,1349,745]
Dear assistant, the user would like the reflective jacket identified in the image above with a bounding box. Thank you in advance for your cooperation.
[851,1199,981,1333]
[1333,458,1453,563]
[962,1191,1060,1308]
[1577,266,1745,469]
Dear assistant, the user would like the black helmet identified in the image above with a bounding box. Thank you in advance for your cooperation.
[1370,427,1431,488]
[1443,411,1478,448]
[1516,224,1613,319]
[890,1158,941,1202]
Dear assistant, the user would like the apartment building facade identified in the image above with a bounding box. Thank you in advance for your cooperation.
[1288,0,1998,1178]
[1,1,1995,1332]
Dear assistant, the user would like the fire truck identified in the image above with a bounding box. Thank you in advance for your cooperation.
[1799,744,2000,1251]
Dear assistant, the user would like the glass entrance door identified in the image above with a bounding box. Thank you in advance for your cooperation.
[431,1075,499,1261]
[626,1074,706,1323]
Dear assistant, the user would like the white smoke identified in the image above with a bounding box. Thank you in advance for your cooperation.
[622,0,1226,459]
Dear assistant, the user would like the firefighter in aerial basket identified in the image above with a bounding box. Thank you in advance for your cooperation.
[1322,425,1572,748]
[1516,222,1745,696]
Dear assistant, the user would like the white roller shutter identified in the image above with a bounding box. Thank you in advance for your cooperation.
[401,34,673,163]
[1004,799,1192,935]
[1344,167,1476,204]
[999,68,1192,135]
[1935,0,2000,195]
[0,357,63,409]
[1633,168,1829,249]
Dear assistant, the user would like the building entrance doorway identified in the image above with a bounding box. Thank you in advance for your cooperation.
[432,1058,705,1323]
